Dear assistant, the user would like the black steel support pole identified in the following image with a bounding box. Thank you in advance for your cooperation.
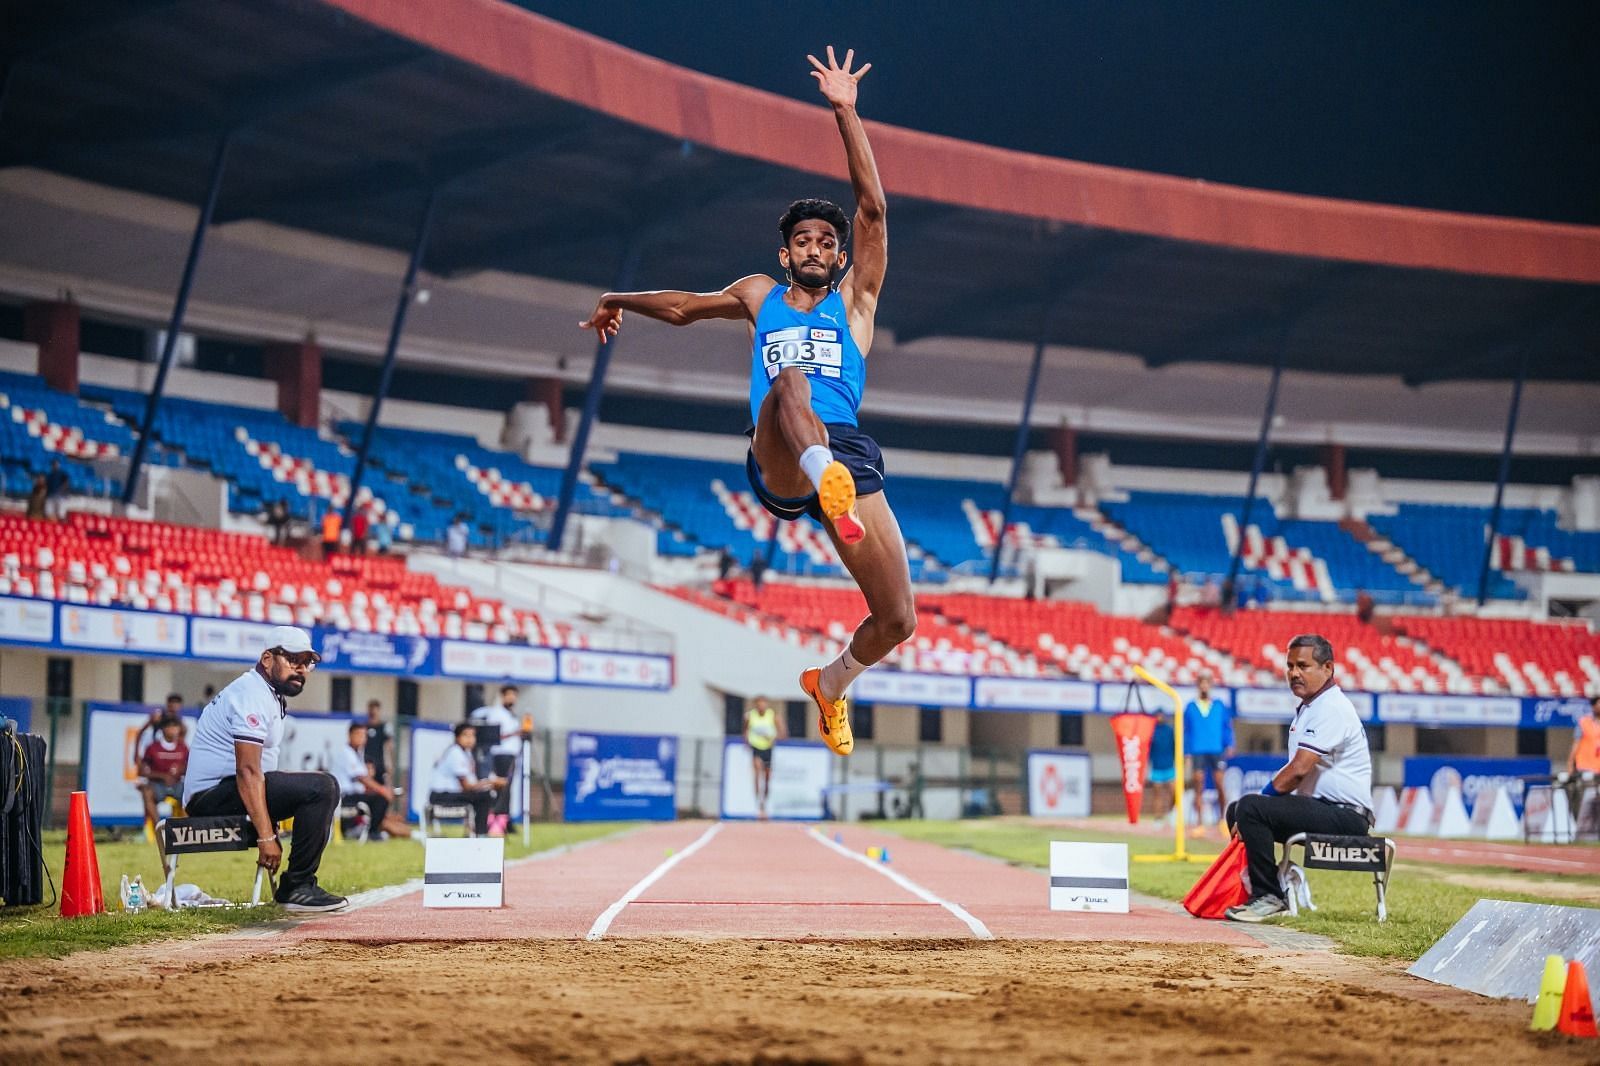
[122,131,233,505]
[547,238,642,553]
[988,330,1048,585]
[1223,325,1289,603]
[1477,348,1529,606]
[343,187,439,532]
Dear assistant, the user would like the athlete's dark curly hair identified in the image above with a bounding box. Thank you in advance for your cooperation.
[779,198,850,246]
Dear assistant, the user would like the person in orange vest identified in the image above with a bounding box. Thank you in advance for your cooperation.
[320,508,341,557]
[1566,696,1600,775]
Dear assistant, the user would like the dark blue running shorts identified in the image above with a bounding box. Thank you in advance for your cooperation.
[745,422,885,523]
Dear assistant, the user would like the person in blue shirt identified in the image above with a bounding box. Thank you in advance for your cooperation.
[1146,712,1176,821]
[581,48,906,759]
[1184,671,1235,822]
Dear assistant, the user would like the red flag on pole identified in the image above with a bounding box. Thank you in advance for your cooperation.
[1111,713,1156,824]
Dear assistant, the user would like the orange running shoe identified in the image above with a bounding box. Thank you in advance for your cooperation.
[800,667,853,756]
[816,460,864,545]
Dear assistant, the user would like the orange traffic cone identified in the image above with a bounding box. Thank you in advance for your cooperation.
[60,790,105,917]
[1557,960,1598,1038]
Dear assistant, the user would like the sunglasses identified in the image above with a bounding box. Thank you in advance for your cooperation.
[272,649,320,670]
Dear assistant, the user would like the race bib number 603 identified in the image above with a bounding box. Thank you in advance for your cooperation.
[762,326,844,380]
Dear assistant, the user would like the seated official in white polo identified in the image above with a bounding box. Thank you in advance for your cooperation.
[333,720,395,838]
[1224,633,1374,923]
[183,626,347,913]
[429,723,505,836]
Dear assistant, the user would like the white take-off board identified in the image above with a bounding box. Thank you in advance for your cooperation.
[423,837,505,908]
[1048,841,1130,913]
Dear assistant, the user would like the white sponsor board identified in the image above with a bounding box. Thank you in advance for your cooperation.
[1049,841,1129,913]
[855,671,972,707]
[1234,687,1376,722]
[0,595,54,643]
[977,677,1098,712]
[84,704,180,823]
[720,739,831,820]
[440,640,557,682]
[1027,751,1092,818]
[1098,681,1201,714]
[423,837,504,908]
[59,605,186,655]
[189,619,281,662]
[1378,694,1521,727]
[277,712,361,775]
[559,649,672,690]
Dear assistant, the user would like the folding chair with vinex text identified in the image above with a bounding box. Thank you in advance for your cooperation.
[1277,832,1396,922]
[157,815,274,907]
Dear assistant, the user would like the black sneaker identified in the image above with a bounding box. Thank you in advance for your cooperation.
[276,883,349,913]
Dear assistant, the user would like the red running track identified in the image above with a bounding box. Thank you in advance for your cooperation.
[286,822,1255,945]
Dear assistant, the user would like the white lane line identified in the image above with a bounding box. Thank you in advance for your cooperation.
[586,823,724,940]
[807,828,993,940]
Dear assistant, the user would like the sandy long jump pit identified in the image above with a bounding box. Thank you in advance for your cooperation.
[2,823,1592,1064]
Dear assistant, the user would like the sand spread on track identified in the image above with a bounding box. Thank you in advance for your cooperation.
[2,938,1593,1064]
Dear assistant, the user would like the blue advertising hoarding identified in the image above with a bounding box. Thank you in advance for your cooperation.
[563,731,677,822]
[1402,756,1551,816]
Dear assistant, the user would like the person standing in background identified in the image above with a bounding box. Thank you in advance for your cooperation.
[743,696,786,819]
[1146,710,1176,823]
[1184,671,1234,827]
[468,684,524,836]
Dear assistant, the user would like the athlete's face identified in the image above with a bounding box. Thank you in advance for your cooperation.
[780,220,845,289]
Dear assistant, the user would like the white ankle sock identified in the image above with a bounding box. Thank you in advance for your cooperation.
[798,445,835,492]
[819,646,867,702]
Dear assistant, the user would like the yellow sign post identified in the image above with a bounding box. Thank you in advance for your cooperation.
[1130,665,1212,865]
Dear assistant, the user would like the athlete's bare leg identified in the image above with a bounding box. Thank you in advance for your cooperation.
[751,368,863,541]
[819,492,916,665]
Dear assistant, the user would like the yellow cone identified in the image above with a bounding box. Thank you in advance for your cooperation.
[1532,953,1567,1031]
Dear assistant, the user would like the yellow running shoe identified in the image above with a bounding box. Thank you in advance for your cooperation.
[800,667,853,756]
[816,460,864,545]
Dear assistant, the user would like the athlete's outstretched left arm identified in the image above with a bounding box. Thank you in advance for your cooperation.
[810,47,886,349]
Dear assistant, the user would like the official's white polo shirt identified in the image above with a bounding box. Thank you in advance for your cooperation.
[333,744,369,796]
[468,703,521,756]
[430,744,478,795]
[183,668,287,804]
[1287,683,1373,812]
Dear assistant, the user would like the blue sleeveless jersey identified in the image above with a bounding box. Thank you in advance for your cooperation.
[748,284,865,427]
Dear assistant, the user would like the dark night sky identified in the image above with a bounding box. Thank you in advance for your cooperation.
[517,2,1600,225]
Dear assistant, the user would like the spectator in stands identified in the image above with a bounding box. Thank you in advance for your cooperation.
[264,499,290,547]
[468,684,525,835]
[1566,695,1600,776]
[1355,589,1376,626]
[1145,710,1175,822]
[1184,671,1234,826]
[351,506,370,555]
[749,550,769,593]
[718,546,737,581]
[373,514,394,555]
[25,473,47,521]
[320,508,341,557]
[446,514,470,558]
[1224,634,1373,923]
[43,460,68,521]
[183,625,347,913]
[429,723,505,836]
[333,721,394,838]
[137,714,189,832]
[743,696,786,819]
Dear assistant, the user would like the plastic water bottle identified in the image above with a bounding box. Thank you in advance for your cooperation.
[120,874,147,914]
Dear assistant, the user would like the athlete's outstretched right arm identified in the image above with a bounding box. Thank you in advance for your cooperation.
[580,275,770,343]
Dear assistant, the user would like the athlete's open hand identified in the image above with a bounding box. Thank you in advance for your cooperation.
[808,46,870,109]
[580,299,622,343]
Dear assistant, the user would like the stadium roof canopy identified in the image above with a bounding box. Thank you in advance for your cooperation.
[3,0,1598,399]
